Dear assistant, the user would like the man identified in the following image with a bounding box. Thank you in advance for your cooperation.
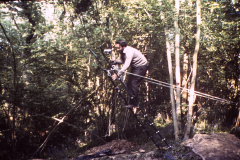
[111,39,148,108]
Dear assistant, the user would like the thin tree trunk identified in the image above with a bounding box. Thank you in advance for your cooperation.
[182,53,188,104]
[161,14,179,140]
[175,0,181,133]
[184,0,201,140]
[182,53,189,128]
[235,53,240,130]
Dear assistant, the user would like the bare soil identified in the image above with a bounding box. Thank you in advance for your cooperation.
[75,139,202,160]
[74,133,240,160]
[84,139,135,155]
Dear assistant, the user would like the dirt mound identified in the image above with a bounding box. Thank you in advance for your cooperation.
[84,139,134,155]
[75,139,160,160]
[74,138,203,160]
[75,134,240,159]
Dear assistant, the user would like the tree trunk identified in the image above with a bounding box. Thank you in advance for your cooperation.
[182,53,189,128]
[161,14,179,140]
[182,53,188,104]
[175,0,181,133]
[184,0,201,140]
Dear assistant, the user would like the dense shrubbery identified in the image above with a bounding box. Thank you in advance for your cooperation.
[0,0,239,159]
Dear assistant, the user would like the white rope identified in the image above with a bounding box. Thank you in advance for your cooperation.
[123,71,234,104]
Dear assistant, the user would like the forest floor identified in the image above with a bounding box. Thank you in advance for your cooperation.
[73,133,240,160]
[73,139,202,160]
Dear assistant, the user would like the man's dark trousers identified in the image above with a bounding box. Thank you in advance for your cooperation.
[127,64,148,106]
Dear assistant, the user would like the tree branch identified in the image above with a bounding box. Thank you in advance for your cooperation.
[31,85,102,158]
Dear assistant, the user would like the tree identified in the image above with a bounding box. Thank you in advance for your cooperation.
[0,1,239,158]
[160,0,179,140]
[164,18,179,140]
[184,0,201,140]
[174,0,181,136]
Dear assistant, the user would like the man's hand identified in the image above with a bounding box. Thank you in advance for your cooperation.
[110,56,115,62]
[110,59,115,63]
[111,73,117,80]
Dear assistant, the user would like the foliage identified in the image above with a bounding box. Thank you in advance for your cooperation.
[0,0,239,159]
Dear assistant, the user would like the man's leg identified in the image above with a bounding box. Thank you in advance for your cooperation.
[127,65,148,106]
[127,73,134,106]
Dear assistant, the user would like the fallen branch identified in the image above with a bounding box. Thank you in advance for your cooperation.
[31,86,103,158]
[44,116,106,144]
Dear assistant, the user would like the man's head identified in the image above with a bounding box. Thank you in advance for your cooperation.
[115,39,127,53]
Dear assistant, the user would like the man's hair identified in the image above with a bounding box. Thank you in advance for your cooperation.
[115,39,127,47]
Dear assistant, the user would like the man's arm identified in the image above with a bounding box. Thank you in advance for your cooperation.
[111,54,123,64]
[113,59,123,64]
[118,52,133,76]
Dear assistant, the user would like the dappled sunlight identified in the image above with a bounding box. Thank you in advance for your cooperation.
[0,0,239,159]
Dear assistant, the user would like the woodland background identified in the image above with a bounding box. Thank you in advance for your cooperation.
[0,0,239,159]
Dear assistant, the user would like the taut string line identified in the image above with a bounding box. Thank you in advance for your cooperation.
[122,71,234,104]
